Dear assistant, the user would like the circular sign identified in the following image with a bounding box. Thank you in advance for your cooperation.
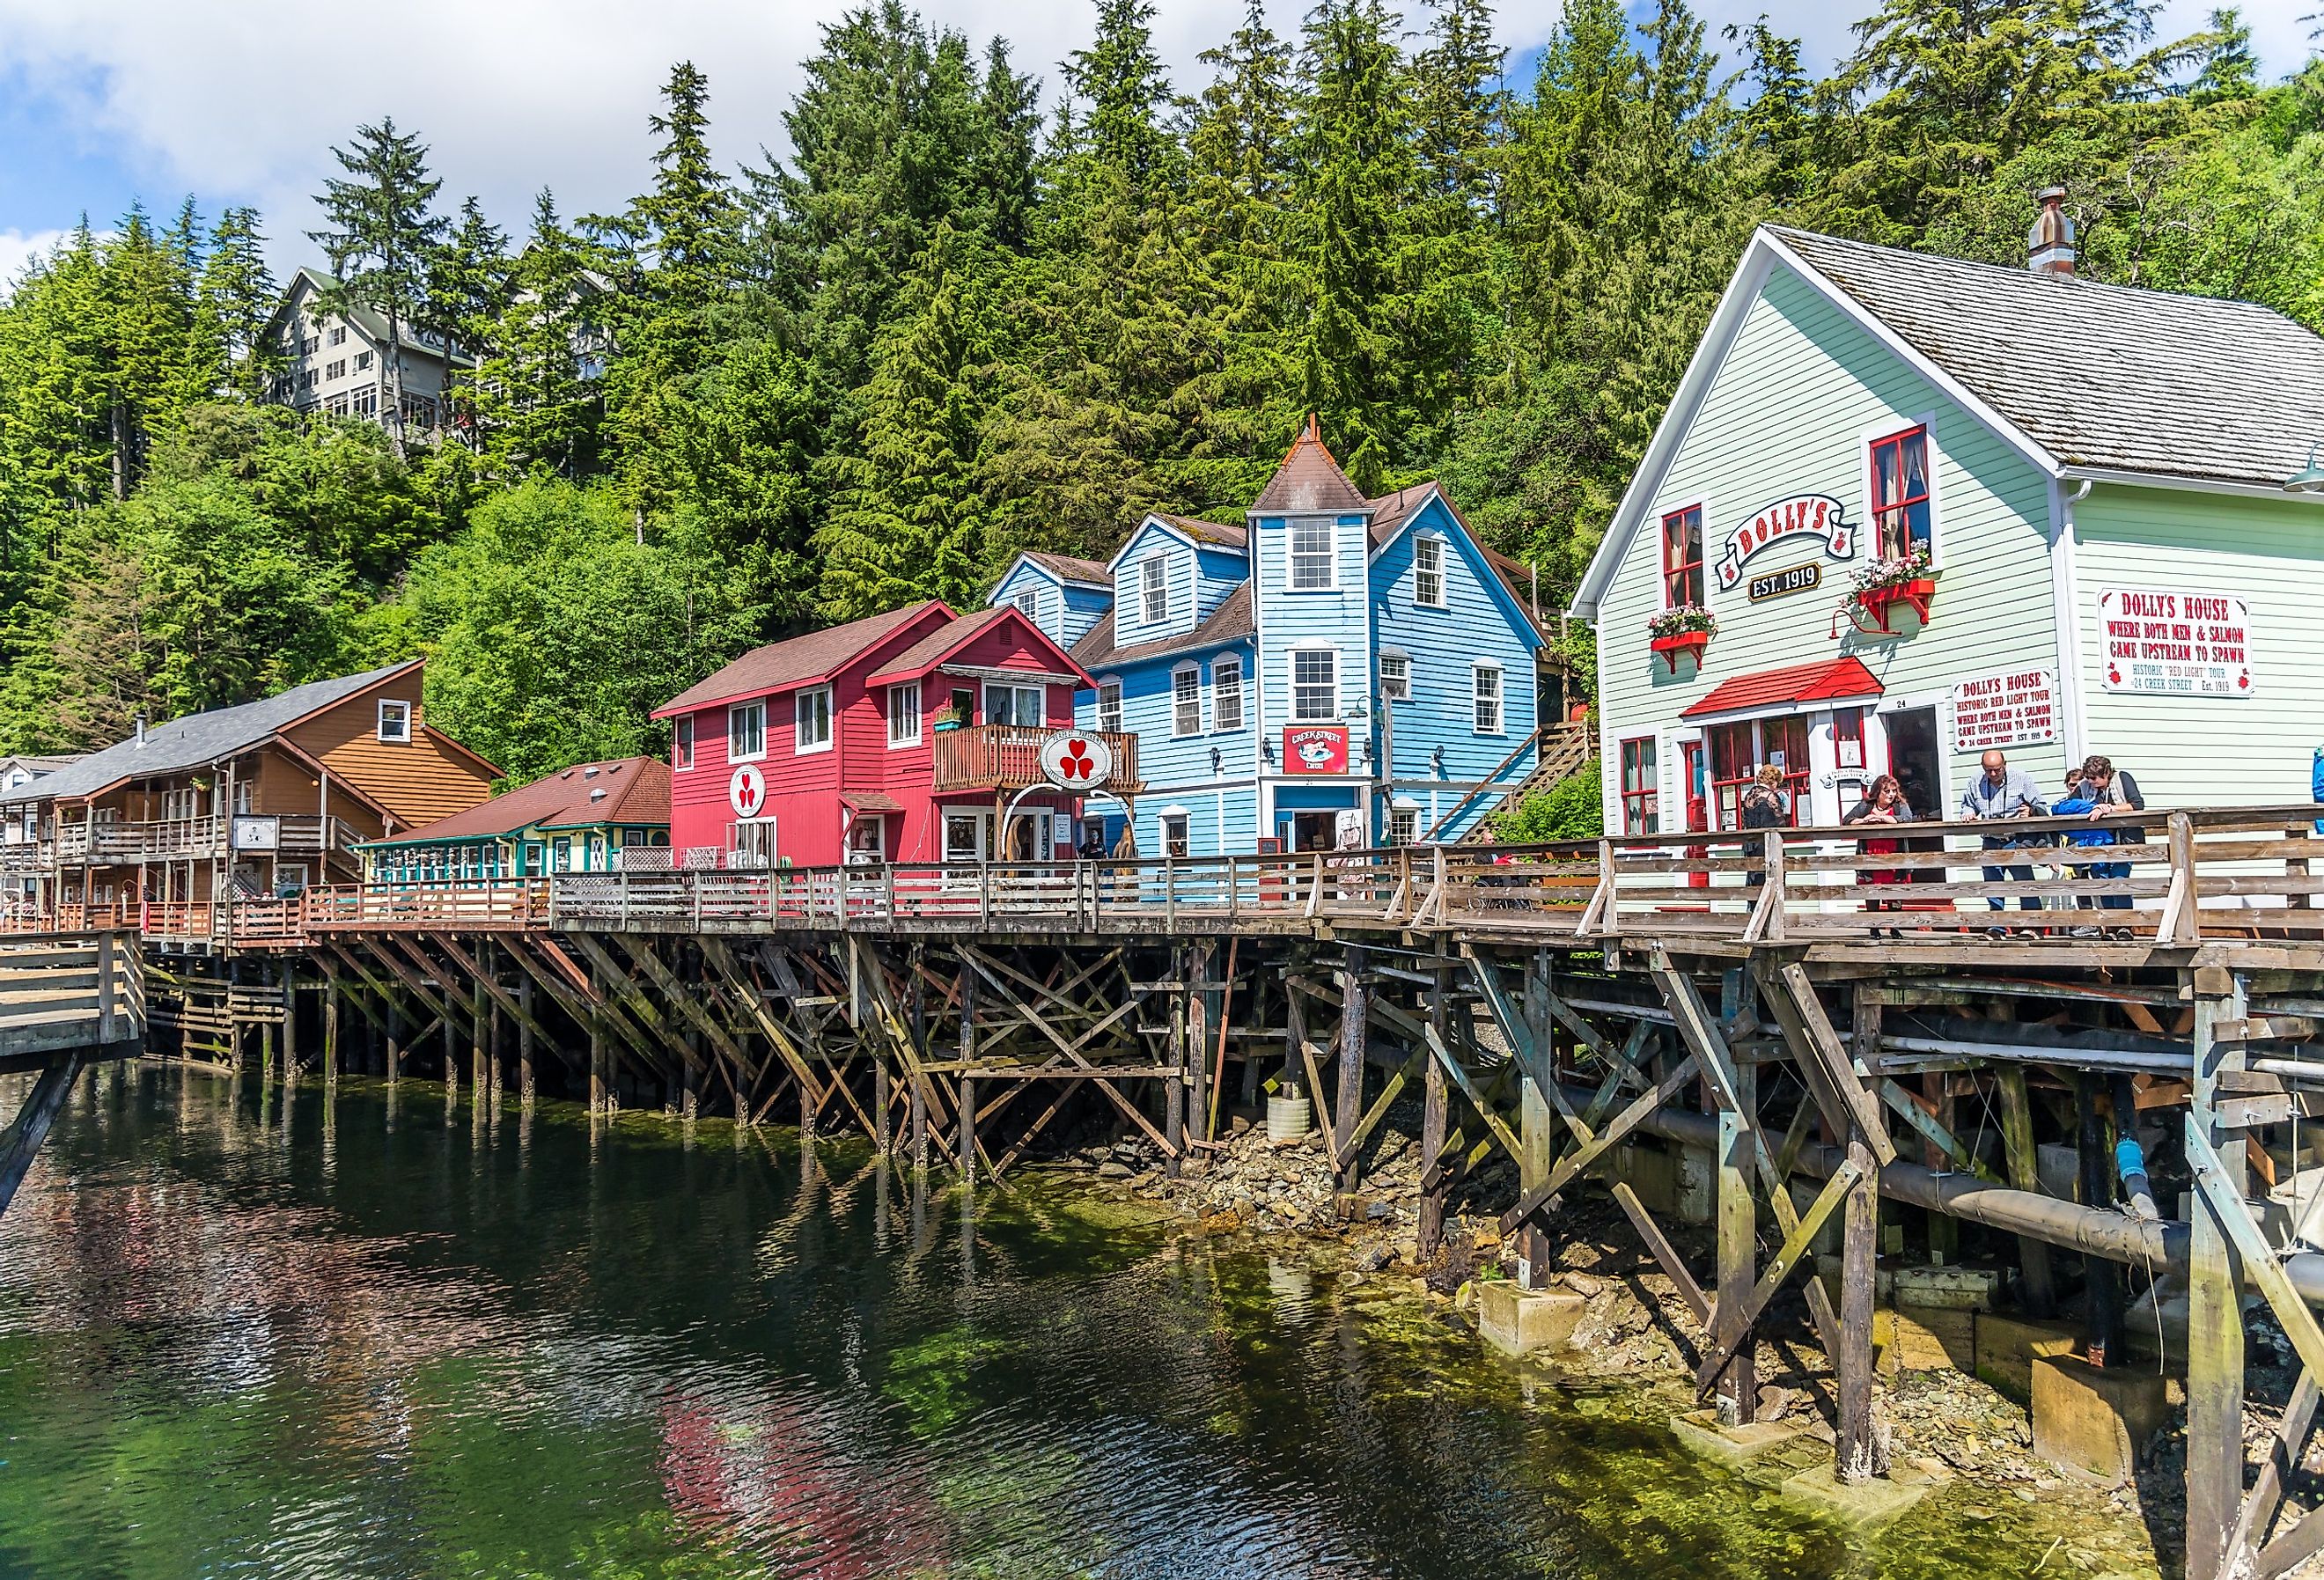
[729,761,769,819]
[1038,732,1114,790]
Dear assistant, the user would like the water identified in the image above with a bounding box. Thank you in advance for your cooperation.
[0,1064,2158,1579]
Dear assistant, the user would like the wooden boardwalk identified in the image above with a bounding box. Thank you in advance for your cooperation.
[0,931,146,1220]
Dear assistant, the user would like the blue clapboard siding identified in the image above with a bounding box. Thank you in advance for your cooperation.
[991,558,1113,651]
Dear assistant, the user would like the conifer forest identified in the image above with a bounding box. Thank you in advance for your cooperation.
[0,0,2315,783]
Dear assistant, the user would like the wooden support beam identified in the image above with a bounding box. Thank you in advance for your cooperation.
[1611,1181,1710,1328]
[0,1053,85,1218]
[1497,1053,1702,1233]
[2187,972,2248,1580]
[1418,967,1452,1261]
[1335,944,1367,1191]
[1695,1157,1864,1395]
[1715,1055,1758,1422]
[1994,1064,2057,1317]
[1835,1137,1883,1481]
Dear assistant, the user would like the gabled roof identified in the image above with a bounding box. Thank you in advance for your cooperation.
[369,757,670,845]
[0,663,427,806]
[1251,417,1369,515]
[1680,657,1883,719]
[655,602,948,717]
[1073,583,1255,672]
[1010,550,1113,587]
[867,605,1092,686]
[271,268,474,367]
[1361,481,1554,645]
[1153,513,1249,550]
[1573,225,2324,620]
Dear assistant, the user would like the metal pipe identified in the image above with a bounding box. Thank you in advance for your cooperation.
[1879,1033,2190,1076]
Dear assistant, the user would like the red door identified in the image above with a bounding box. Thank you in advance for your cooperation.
[1681,741,1710,889]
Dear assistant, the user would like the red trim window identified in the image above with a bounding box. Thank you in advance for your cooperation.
[1869,426,1932,560]
[1661,506,1704,608]
[1619,737,1659,834]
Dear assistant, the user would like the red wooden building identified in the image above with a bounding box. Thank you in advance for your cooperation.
[654,601,1137,869]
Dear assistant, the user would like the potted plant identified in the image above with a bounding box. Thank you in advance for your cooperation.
[1844,546,1935,634]
[930,702,966,733]
[1646,604,1717,672]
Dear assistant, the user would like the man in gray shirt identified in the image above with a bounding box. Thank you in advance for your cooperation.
[1959,749,2048,917]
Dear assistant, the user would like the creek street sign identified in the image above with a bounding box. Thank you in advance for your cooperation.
[1039,732,1114,790]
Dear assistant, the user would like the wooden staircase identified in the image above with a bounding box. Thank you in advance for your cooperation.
[1458,723,1596,844]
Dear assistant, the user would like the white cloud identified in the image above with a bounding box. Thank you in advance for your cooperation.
[0,227,73,294]
[0,0,2310,276]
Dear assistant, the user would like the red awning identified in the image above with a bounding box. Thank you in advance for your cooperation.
[839,790,906,814]
[1680,657,1882,719]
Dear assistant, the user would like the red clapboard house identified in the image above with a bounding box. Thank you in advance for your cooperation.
[654,601,1137,869]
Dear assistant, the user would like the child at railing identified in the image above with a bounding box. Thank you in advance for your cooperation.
[2051,787,2130,940]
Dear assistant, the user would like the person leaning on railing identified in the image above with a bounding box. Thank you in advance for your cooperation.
[1959,748,2048,930]
[1841,774,1915,936]
[2051,784,2132,940]
[1739,766,1790,889]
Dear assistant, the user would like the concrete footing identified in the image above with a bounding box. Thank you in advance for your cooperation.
[1779,1459,1940,1529]
[1974,1312,2083,1405]
[1478,1284,1585,1356]
[1667,1409,1813,1464]
[2031,1354,2169,1488]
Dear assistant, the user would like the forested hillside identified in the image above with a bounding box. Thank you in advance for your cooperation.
[1,0,2316,782]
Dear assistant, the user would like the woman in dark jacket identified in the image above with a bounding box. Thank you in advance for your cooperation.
[1842,774,1916,932]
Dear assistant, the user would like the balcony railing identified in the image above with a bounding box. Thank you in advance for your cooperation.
[930,724,1141,795]
[53,814,357,864]
[0,839,53,875]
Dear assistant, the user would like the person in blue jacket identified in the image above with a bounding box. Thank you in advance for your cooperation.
[2055,786,2129,938]
[2313,745,2323,835]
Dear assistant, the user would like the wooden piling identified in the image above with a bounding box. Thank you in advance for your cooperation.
[959,1074,977,1185]
[1716,1057,1757,1424]
[2186,968,2247,1580]
[1835,1134,1881,1482]
[1335,944,1366,1193]
[517,970,536,1109]
[1994,1064,2056,1317]
[1418,966,1452,1261]
[2076,1072,2126,1361]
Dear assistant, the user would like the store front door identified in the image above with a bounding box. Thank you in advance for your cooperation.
[1706,715,1811,830]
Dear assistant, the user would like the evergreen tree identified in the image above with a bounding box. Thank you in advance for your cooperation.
[1063,0,1180,206]
[308,117,448,454]
[197,207,283,402]
[474,192,602,481]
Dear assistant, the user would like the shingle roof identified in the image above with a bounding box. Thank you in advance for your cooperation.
[0,664,421,806]
[1365,483,1436,545]
[1020,550,1112,585]
[1073,583,1254,672]
[1153,513,1250,550]
[1251,418,1369,515]
[869,606,1013,681]
[1770,227,2324,489]
[372,758,670,844]
[657,602,946,716]
[1681,657,1883,719]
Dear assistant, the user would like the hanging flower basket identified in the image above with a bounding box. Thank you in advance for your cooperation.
[930,706,965,733]
[1836,550,1934,636]
[1646,605,1716,673]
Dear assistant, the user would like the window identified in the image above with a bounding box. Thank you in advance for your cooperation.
[985,682,1044,727]
[1472,664,1504,732]
[1161,812,1190,859]
[1211,657,1244,731]
[1414,537,1446,606]
[887,682,922,746]
[728,700,767,761]
[1172,665,1202,736]
[401,394,438,430]
[1833,706,1865,771]
[1388,806,1419,846]
[795,687,833,753]
[1706,716,1809,831]
[673,715,695,770]
[299,369,315,390]
[377,699,412,743]
[328,326,347,347]
[1291,519,1335,590]
[1661,506,1704,609]
[1379,651,1410,702]
[1620,738,1659,834]
[325,357,348,380]
[731,819,776,869]
[352,387,377,416]
[1292,650,1337,722]
[300,334,320,356]
[1012,590,1039,621]
[354,349,372,371]
[1097,679,1123,733]
[1870,425,1932,560]
[1142,555,1169,624]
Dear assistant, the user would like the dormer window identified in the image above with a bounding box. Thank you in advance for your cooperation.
[1013,590,1039,621]
[1291,520,1335,591]
[377,699,412,743]
[1141,555,1168,623]
[1414,537,1446,606]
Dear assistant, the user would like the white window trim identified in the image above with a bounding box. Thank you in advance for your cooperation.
[1379,648,1412,702]
[376,698,413,744]
[1287,518,1339,592]
[728,699,769,763]
[1290,643,1340,723]
[1170,662,1203,738]
[983,680,1045,728]
[1140,554,1169,625]
[1210,655,1244,731]
[1472,661,1506,736]
[886,680,922,747]
[673,714,695,771]
[1012,590,1040,621]
[1658,497,1710,611]
[793,687,834,756]
[1859,411,1944,569]
[1413,534,1449,608]
[1095,676,1124,734]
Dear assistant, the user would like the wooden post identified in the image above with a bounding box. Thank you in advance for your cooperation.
[1835,1134,1882,1482]
[1923,1069,1957,1265]
[1335,944,1366,1194]
[959,1074,977,1185]
[1187,944,1211,1148]
[518,969,536,1109]
[280,963,298,1091]
[1716,1055,1758,1424]
[321,972,340,1093]
[1166,950,1188,1182]
[2076,1072,2125,1363]
[2186,966,2247,1580]
[386,992,403,1086]
[1418,967,1452,1262]
[470,984,487,1109]
[1994,1065,2056,1316]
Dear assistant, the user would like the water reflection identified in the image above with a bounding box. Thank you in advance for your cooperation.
[0,1065,2146,1579]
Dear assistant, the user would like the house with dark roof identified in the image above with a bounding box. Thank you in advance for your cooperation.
[0,661,498,928]
[360,757,670,883]
[651,601,1121,869]
[991,417,1548,857]
[1570,199,2324,837]
[264,267,474,437]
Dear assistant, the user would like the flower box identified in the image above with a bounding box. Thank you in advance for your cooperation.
[1649,629,1710,672]
[1854,577,1935,633]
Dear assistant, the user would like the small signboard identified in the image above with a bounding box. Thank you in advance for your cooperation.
[2099,586,2253,696]
[728,761,768,819]
[1283,724,1350,775]
[1715,493,1856,591]
[230,814,279,852]
[1747,562,1821,603]
[1038,731,1114,790]
[1951,668,2058,752]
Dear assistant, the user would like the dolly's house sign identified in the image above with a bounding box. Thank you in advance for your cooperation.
[1714,494,1857,592]
[2099,586,2253,696]
[1951,668,2058,752]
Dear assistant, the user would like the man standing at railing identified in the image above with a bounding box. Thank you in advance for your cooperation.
[1960,748,2048,929]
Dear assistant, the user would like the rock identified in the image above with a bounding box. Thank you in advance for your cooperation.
[1562,1271,1605,1297]
[1096,1161,1133,1179]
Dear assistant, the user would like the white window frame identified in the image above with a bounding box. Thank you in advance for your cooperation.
[1291,647,1338,723]
[1160,812,1191,859]
[1413,535,1447,607]
[728,699,768,762]
[1210,656,1244,731]
[1012,590,1040,621]
[376,698,412,744]
[1472,662,1505,735]
[1289,519,1336,592]
[1860,411,1944,569]
[1379,650,1411,702]
[1171,664,1202,737]
[984,680,1045,728]
[794,687,834,754]
[1388,805,1419,846]
[886,681,922,747]
[730,817,777,869]
[1141,555,1169,624]
[673,715,695,770]
[1096,677,1123,734]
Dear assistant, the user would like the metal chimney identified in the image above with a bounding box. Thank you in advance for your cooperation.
[2029,187,2076,276]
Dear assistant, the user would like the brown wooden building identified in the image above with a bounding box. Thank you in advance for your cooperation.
[0,662,498,932]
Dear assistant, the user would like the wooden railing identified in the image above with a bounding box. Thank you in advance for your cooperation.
[930,724,1141,794]
[305,880,549,932]
[0,839,53,875]
[0,931,144,1060]
[53,813,353,863]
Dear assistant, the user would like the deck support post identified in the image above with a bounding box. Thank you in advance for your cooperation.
[1418,966,1452,1262]
[0,1052,86,1221]
[2187,966,2248,1580]
[386,991,403,1086]
[1835,1133,1883,1482]
[1335,944,1366,1194]
[1716,1055,1758,1425]
[517,969,536,1111]
[1166,950,1188,1181]
[959,1074,977,1186]
[280,963,298,1091]
[1994,1064,2056,1316]
[2076,1072,2125,1360]
[321,971,339,1094]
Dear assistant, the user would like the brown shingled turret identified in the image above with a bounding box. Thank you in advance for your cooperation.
[1251,415,1370,515]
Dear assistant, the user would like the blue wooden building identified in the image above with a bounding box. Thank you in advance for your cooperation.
[990,422,1548,857]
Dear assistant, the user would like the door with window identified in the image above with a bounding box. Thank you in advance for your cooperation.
[1708,717,1811,830]
[943,812,988,863]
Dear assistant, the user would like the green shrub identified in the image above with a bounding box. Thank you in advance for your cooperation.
[1493,768,1603,843]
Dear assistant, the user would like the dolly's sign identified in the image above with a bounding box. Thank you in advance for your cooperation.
[2099,586,2252,697]
[1715,494,1856,592]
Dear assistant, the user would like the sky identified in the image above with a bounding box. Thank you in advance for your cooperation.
[0,0,2313,286]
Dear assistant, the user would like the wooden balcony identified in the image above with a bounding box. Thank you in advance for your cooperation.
[930,725,1140,796]
[53,814,360,864]
[0,839,52,875]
